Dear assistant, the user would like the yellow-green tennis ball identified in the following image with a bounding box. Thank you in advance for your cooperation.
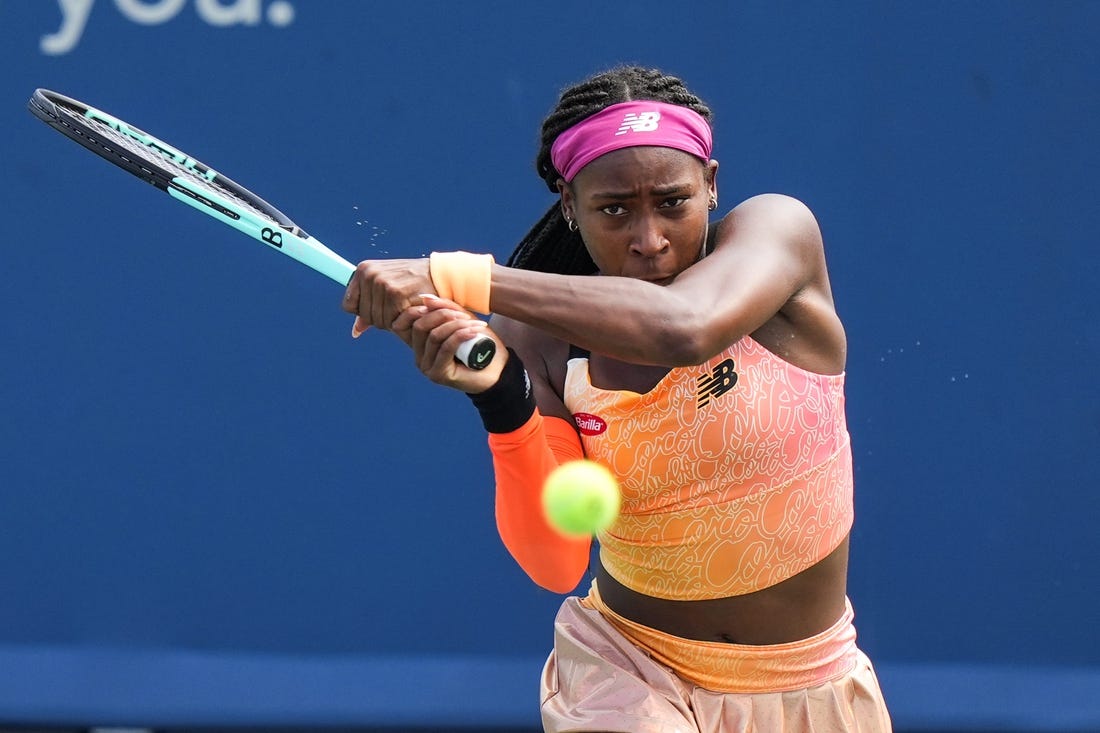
[542,460,621,538]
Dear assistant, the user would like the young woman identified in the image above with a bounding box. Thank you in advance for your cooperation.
[344,66,892,732]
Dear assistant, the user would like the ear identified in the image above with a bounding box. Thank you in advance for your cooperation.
[706,159,719,203]
[556,179,575,222]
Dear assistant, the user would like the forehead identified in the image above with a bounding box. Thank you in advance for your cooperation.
[571,146,707,192]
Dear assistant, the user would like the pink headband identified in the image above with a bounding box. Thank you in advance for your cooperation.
[550,101,713,182]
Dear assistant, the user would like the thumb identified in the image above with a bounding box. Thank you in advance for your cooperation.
[351,315,369,339]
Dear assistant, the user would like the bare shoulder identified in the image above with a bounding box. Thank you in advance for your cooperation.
[737,195,845,371]
[489,314,572,418]
[707,193,829,293]
[721,193,824,253]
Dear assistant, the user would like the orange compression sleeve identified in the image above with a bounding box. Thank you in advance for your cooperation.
[488,411,591,594]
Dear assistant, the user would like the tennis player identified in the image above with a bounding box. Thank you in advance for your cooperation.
[345,65,892,732]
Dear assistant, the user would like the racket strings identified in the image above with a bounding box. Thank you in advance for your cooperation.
[48,100,282,228]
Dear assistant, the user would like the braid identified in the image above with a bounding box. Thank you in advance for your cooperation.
[507,66,713,274]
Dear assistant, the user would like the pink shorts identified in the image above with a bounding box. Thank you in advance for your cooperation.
[540,584,892,732]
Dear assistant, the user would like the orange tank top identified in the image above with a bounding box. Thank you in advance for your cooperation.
[564,336,854,601]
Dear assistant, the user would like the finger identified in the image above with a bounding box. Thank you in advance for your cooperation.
[419,293,467,313]
[345,267,370,338]
[416,317,466,373]
[391,304,428,332]
[409,307,470,360]
[415,313,488,373]
[370,276,389,330]
[384,290,415,334]
[342,270,361,315]
[423,322,489,378]
[408,306,481,335]
[391,305,427,346]
[437,323,492,372]
[407,306,449,361]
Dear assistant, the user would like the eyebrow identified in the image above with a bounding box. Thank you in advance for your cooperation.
[589,183,694,200]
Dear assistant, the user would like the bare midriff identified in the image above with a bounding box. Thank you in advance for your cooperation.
[594,536,850,645]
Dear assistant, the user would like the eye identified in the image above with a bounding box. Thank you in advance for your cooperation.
[601,204,627,216]
[659,196,689,208]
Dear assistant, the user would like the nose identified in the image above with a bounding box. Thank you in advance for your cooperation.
[629,214,670,258]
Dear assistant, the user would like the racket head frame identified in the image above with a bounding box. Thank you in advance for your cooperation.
[27,88,495,369]
[28,88,306,238]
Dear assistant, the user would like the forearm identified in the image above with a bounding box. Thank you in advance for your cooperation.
[489,411,590,593]
[467,346,590,593]
[488,265,707,366]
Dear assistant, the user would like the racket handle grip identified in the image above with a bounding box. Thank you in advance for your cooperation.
[455,334,496,370]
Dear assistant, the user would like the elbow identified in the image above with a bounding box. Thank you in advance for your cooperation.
[498,525,589,594]
[517,551,588,594]
[650,307,719,367]
[533,568,586,595]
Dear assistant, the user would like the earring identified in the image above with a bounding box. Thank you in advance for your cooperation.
[567,218,579,233]
[708,196,718,211]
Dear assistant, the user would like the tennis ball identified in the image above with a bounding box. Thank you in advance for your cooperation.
[542,460,621,538]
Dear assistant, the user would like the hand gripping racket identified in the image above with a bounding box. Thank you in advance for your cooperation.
[27,88,496,370]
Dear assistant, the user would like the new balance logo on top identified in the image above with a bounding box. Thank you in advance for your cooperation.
[697,359,738,408]
[615,111,661,135]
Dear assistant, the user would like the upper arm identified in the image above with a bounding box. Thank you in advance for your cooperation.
[669,193,826,360]
[488,194,829,368]
[488,315,574,423]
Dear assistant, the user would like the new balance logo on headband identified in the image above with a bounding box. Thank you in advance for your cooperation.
[616,111,661,135]
[551,101,712,181]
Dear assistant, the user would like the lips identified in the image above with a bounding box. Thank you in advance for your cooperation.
[621,265,677,284]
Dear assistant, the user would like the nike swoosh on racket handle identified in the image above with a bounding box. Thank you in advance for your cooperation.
[168,177,496,370]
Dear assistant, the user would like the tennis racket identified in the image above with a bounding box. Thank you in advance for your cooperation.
[26,88,496,370]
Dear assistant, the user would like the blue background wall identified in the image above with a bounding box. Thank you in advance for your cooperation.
[1,1,1097,730]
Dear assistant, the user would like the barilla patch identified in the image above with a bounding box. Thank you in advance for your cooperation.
[573,412,607,436]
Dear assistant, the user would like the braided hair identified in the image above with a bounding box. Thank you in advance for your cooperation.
[505,66,713,274]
